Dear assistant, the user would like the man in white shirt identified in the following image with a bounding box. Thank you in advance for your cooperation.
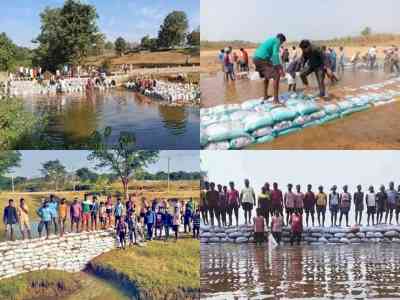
[368,46,377,69]
[240,179,256,225]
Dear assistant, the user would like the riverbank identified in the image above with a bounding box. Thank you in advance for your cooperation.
[90,237,200,299]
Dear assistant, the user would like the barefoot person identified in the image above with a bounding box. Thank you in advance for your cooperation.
[200,181,209,225]
[376,185,387,224]
[304,184,316,227]
[271,182,284,220]
[386,182,397,225]
[339,185,351,227]
[284,184,296,226]
[316,186,327,227]
[329,185,339,226]
[354,185,364,225]
[258,184,272,227]
[206,182,219,227]
[240,179,256,225]
[58,198,68,236]
[227,181,240,226]
[253,33,286,103]
[18,198,31,239]
[366,186,376,226]
[299,40,327,99]
[253,208,265,246]
[294,184,304,216]
[271,210,283,245]
[290,210,303,246]
[3,199,19,241]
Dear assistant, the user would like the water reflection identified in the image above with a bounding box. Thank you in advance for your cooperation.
[22,90,199,149]
[201,243,400,299]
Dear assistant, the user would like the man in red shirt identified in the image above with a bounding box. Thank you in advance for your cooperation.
[227,181,240,226]
[271,182,284,220]
[240,48,249,72]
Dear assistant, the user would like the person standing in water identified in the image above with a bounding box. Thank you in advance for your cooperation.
[206,182,219,227]
[339,185,351,227]
[284,184,296,226]
[396,185,400,225]
[290,210,303,246]
[353,185,364,226]
[304,184,316,227]
[329,186,339,227]
[271,210,283,245]
[253,208,265,245]
[253,33,286,103]
[227,181,240,226]
[386,182,398,225]
[258,184,271,227]
[240,179,256,225]
[366,186,376,226]
[376,185,387,224]
[316,186,327,227]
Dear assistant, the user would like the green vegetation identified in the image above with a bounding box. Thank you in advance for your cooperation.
[158,11,189,48]
[0,33,33,72]
[90,238,200,299]
[0,97,46,150]
[0,270,81,300]
[114,37,127,56]
[40,160,67,191]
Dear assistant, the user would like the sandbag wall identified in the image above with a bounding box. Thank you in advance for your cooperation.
[0,229,117,279]
[200,224,400,245]
[201,78,400,150]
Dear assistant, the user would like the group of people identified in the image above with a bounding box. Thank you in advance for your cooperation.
[201,179,400,229]
[218,47,250,81]
[2,194,201,249]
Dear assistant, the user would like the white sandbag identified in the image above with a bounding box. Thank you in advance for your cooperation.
[241,98,264,110]
[229,136,254,149]
[295,102,320,116]
[230,110,253,122]
[273,121,294,133]
[270,107,298,123]
[323,103,340,115]
[235,237,248,243]
[339,238,350,244]
[200,238,209,243]
[249,72,261,81]
[244,112,274,132]
[201,232,213,238]
[384,231,399,238]
[228,232,242,239]
[204,141,230,150]
[209,237,220,243]
[251,126,274,138]
[318,237,328,243]
[205,122,247,142]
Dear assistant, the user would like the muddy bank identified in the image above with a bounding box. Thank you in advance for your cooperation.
[88,262,200,300]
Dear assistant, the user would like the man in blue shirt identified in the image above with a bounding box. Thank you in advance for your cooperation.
[144,207,156,240]
[48,194,58,234]
[253,33,286,104]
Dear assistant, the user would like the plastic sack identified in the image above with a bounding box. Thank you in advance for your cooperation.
[295,102,320,116]
[251,126,274,138]
[204,141,230,150]
[243,112,274,132]
[323,103,340,115]
[276,127,301,137]
[293,115,311,127]
[229,135,254,149]
[241,98,264,110]
[273,121,295,133]
[201,114,220,127]
[309,110,326,121]
[211,104,241,116]
[254,103,275,112]
[205,121,247,142]
[302,120,321,128]
[200,128,208,147]
[341,104,370,117]
[230,110,253,122]
[249,72,261,81]
[270,107,298,123]
[256,135,275,144]
[337,100,355,111]
[319,113,340,124]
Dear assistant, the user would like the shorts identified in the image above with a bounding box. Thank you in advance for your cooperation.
[253,58,280,80]
[340,207,350,214]
[106,208,112,215]
[387,202,396,210]
[377,204,385,213]
[172,225,179,232]
[286,73,298,85]
[140,212,145,218]
[91,212,97,219]
[330,205,339,213]
[286,207,294,215]
[5,223,17,231]
[19,218,30,229]
[304,207,315,214]
[200,206,208,213]
[254,232,264,243]
[316,205,326,213]
[156,224,163,229]
[82,213,90,223]
[259,207,270,217]
[271,204,283,214]
[72,216,80,223]
[367,206,376,214]
[242,202,253,211]
[355,205,364,212]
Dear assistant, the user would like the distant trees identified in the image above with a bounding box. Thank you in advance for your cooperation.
[140,35,158,50]
[104,41,114,51]
[33,0,100,71]
[41,160,67,191]
[0,151,21,177]
[187,27,200,46]
[158,11,189,48]
[114,37,127,56]
[0,33,17,71]
[75,167,98,182]
[361,26,372,37]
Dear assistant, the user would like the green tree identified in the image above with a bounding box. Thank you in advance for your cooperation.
[33,0,99,71]
[104,41,114,50]
[114,37,127,56]
[90,33,106,56]
[0,32,17,71]
[361,26,372,37]
[41,160,67,191]
[88,128,159,200]
[75,167,98,183]
[187,27,200,46]
[158,11,189,48]
[0,151,21,177]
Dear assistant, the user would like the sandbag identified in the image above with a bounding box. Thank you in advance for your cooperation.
[276,127,301,137]
[244,112,274,132]
[204,141,230,150]
[241,98,264,110]
[302,120,321,128]
[293,115,311,127]
[229,136,254,149]
[270,107,298,123]
[235,237,248,243]
[230,110,253,122]
[200,128,208,147]
[319,113,340,124]
[295,102,320,116]
[256,135,275,144]
[340,104,370,117]
[273,121,294,133]
[337,100,355,111]
[205,122,247,142]
[323,103,340,115]
[251,126,274,138]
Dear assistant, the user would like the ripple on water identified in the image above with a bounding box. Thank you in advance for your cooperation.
[201,243,400,299]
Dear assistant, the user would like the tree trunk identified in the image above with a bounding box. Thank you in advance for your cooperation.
[122,178,129,201]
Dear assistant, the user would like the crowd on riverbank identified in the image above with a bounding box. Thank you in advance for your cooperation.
[125,78,200,105]
[218,34,400,103]
[2,194,201,248]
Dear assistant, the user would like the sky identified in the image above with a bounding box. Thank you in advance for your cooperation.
[201,0,400,42]
[9,150,200,178]
[1,0,199,47]
[201,151,400,193]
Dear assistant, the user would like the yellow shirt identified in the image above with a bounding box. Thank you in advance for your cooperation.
[59,203,68,219]
[18,204,29,224]
[316,192,327,206]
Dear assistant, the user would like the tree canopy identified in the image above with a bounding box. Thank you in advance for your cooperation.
[0,32,17,71]
[0,151,21,177]
[41,159,67,191]
[75,167,98,182]
[158,11,189,48]
[114,37,127,56]
[187,27,200,46]
[33,0,99,71]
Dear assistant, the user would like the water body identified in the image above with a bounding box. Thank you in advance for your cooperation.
[21,90,199,149]
[201,243,400,299]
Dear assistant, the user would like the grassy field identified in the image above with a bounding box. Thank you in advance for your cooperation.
[0,180,199,240]
[85,49,200,69]
[0,270,81,300]
[90,237,200,299]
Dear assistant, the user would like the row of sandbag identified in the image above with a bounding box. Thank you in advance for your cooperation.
[201,90,400,150]
[200,224,400,244]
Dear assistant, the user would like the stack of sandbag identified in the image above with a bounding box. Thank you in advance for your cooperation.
[200,224,255,244]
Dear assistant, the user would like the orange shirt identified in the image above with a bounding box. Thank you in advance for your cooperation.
[59,203,68,219]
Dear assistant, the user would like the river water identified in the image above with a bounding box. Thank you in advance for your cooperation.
[201,243,400,299]
[21,90,199,149]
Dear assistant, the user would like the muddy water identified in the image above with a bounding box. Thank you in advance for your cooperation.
[21,90,199,149]
[201,243,400,299]
[201,69,393,107]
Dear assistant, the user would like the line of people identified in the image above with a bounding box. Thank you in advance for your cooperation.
[200,179,400,229]
[2,194,200,248]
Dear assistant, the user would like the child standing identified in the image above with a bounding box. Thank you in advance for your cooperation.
[192,209,201,239]
[163,209,172,241]
[184,206,193,233]
[271,210,283,245]
[116,217,127,249]
[366,186,376,226]
[99,202,107,229]
[155,207,164,239]
[253,208,265,246]
[290,210,303,246]
[144,207,155,240]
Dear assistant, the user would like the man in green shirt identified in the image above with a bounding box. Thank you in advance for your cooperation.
[253,33,286,104]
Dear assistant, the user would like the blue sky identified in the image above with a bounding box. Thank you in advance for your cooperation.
[1,0,199,47]
[201,0,400,42]
[9,150,200,178]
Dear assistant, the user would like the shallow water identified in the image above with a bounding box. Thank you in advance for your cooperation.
[201,243,400,299]
[21,90,199,149]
